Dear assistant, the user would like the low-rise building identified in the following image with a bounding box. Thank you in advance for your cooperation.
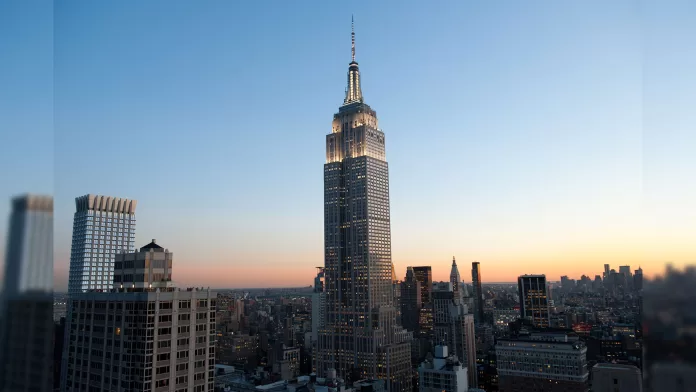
[496,331,589,392]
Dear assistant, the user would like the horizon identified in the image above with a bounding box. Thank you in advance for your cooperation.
[1,1,695,292]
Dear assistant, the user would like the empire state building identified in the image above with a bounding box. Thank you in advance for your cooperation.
[316,19,413,392]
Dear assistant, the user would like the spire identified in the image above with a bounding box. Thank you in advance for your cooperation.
[452,256,457,266]
[343,16,363,106]
[351,14,355,62]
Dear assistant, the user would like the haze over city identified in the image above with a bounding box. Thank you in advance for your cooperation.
[2,1,695,291]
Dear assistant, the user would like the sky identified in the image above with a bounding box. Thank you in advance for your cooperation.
[1,1,695,291]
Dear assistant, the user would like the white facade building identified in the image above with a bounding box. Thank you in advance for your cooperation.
[68,194,137,294]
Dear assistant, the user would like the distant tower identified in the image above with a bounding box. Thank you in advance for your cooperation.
[450,256,462,302]
[517,274,550,328]
[634,267,643,291]
[68,194,137,294]
[471,262,485,324]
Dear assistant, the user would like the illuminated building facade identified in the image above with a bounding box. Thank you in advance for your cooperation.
[316,18,412,392]
[517,274,550,328]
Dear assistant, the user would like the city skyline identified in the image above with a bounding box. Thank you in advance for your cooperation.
[2,1,695,290]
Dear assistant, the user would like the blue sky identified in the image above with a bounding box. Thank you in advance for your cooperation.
[1,0,694,290]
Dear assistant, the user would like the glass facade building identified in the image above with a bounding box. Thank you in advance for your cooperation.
[67,194,137,294]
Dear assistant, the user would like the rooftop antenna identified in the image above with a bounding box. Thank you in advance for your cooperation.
[351,15,355,62]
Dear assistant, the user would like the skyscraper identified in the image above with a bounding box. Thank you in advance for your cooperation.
[517,274,550,328]
[68,194,137,294]
[0,195,54,392]
[413,266,434,340]
[471,262,485,324]
[400,267,422,334]
[316,19,412,392]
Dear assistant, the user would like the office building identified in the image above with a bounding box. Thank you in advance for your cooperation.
[418,345,469,392]
[68,194,137,294]
[316,19,412,392]
[471,262,484,324]
[413,266,434,339]
[517,274,550,328]
[61,241,216,392]
[431,282,477,388]
[591,363,642,392]
[496,331,589,392]
[400,267,422,334]
[0,195,54,392]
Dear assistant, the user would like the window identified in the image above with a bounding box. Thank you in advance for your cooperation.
[156,353,170,362]
[177,350,189,359]
[158,340,171,349]
[159,314,172,323]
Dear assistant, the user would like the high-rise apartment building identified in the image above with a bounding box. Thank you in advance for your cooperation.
[0,195,54,392]
[316,20,412,392]
[61,241,216,392]
[517,274,550,328]
[471,262,484,324]
[496,331,589,392]
[68,194,137,294]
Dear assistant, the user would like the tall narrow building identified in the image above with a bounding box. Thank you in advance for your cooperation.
[0,195,54,392]
[471,262,485,324]
[316,19,412,392]
[400,267,422,334]
[68,194,137,294]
